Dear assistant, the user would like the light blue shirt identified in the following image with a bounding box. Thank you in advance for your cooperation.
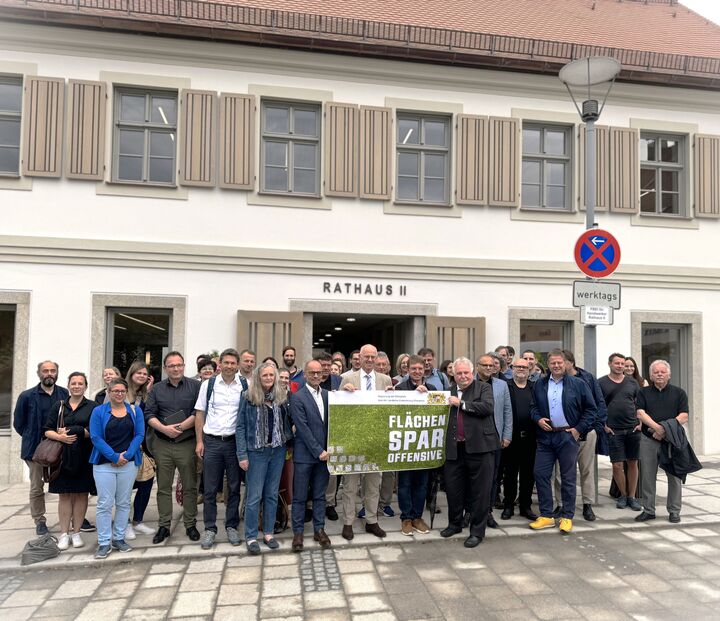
[547,376,570,428]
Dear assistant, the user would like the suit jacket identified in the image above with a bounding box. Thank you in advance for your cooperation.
[530,373,597,437]
[446,379,498,459]
[339,369,393,391]
[290,386,329,463]
[490,377,513,442]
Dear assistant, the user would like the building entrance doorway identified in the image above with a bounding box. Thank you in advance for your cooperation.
[311,313,418,371]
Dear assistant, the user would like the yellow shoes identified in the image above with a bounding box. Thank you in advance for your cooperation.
[529,516,556,530]
[559,518,573,533]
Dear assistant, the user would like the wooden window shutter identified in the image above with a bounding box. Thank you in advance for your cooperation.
[180,89,217,187]
[66,80,106,180]
[219,93,255,190]
[609,127,639,213]
[694,134,720,218]
[324,103,359,197]
[578,124,610,211]
[456,114,488,205]
[22,76,65,177]
[359,106,392,200]
[488,116,519,207]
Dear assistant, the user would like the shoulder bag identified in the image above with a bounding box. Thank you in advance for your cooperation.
[32,402,65,483]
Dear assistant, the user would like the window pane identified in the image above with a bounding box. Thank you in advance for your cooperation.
[546,186,565,208]
[520,320,570,360]
[0,307,16,429]
[640,137,656,162]
[0,82,22,112]
[151,97,177,125]
[545,130,566,155]
[0,146,19,173]
[265,166,288,191]
[424,153,446,178]
[522,159,541,184]
[293,143,317,169]
[661,170,678,192]
[660,139,678,163]
[522,128,541,154]
[424,177,445,202]
[424,119,447,146]
[398,152,418,176]
[293,109,317,137]
[546,161,565,185]
[118,155,143,181]
[150,132,174,157]
[521,183,540,207]
[110,310,170,379]
[294,168,316,194]
[149,157,174,183]
[398,118,420,145]
[119,129,144,156]
[661,192,679,214]
[0,119,20,147]
[120,94,146,122]
[398,176,419,200]
[640,168,656,213]
[641,324,687,389]
[265,106,289,134]
[265,141,287,167]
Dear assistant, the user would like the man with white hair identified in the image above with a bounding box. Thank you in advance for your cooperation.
[635,360,689,524]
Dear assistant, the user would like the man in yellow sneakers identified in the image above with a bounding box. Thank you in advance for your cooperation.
[528,349,597,534]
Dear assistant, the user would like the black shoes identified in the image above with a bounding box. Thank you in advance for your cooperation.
[519,507,538,521]
[486,513,499,529]
[365,522,387,538]
[464,535,482,548]
[462,512,471,528]
[35,521,49,536]
[440,526,462,538]
[582,504,596,522]
[668,512,681,523]
[186,526,201,541]
[80,519,96,532]
[325,506,339,521]
[635,511,656,522]
[153,526,170,544]
[501,507,514,520]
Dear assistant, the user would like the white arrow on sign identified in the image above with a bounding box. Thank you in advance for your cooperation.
[590,236,606,246]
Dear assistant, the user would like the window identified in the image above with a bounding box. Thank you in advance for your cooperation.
[641,323,689,389]
[396,113,450,204]
[521,124,572,210]
[640,133,685,216]
[520,319,572,365]
[113,88,177,185]
[107,308,171,380]
[0,305,15,429]
[0,77,22,176]
[261,101,320,195]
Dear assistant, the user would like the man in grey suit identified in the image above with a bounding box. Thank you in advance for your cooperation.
[476,354,513,527]
[338,344,393,540]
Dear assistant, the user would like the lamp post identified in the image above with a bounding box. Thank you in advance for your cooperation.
[559,56,621,377]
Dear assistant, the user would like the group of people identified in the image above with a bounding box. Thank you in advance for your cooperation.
[12,340,691,558]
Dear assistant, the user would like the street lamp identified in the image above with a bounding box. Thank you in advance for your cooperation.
[559,56,621,377]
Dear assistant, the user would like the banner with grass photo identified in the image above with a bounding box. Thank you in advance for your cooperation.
[327,390,451,473]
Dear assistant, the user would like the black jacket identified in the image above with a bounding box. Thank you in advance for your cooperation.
[445,379,497,459]
[658,419,702,483]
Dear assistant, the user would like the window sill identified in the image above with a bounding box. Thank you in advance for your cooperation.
[248,191,331,210]
[96,180,188,201]
[0,175,32,191]
[632,213,698,229]
[512,207,583,224]
[384,201,462,218]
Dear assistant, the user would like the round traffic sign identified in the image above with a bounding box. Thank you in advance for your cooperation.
[574,229,621,278]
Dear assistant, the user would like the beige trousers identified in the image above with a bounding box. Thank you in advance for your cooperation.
[340,472,382,525]
[25,460,47,524]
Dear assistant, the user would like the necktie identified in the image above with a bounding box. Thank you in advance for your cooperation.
[365,373,372,391]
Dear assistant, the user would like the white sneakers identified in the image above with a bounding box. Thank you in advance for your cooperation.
[133,522,155,535]
[57,533,70,550]
[124,523,136,540]
[71,532,84,548]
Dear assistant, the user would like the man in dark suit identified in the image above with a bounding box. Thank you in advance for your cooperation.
[289,360,331,552]
[441,356,497,548]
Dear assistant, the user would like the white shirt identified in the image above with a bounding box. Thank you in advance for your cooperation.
[360,369,376,391]
[194,375,245,436]
[306,384,324,422]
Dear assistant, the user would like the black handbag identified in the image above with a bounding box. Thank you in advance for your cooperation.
[32,403,64,483]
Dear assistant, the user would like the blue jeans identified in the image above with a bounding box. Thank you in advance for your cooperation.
[397,470,429,520]
[244,445,285,540]
[93,462,138,545]
[292,461,330,534]
[534,431,580,519]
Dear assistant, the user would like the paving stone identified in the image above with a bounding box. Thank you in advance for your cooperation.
[351,613,398,621]
[186,557,226,574]
[349,594,392,613]
[575,606,630,621]
[169,590,216,617]
[34,596,89,618]
[124,609,167,621]
[369,547,405,563]
[223,566,262,583]
[304,611,351,621]
[148,562,187,574]
[214,604,258,620]
[263,577,301,597]
[1,606,37,621]
[334,548,369,560]
[467,585,525,610]
[337,559,375,574]
[76,598,125,621]
[142,572,182,588]
[424,580,471,599]
[226,555,262,567]
[304,589,347,609]
[130,586,178,608]
[342,572,383,595]
[264,553,299,566]
[259,594,303,618]
[387,589,442,620]
[522,594,578,620]
[52,578,102,599]
[1,588,52,608]
[217,583,259,606]
[94,580,140,601]
[501,572,550,595]
[414,566,458,581]
[263,564,300,579]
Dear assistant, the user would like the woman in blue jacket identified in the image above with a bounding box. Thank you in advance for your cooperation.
[237,362,292,554]
[89,378,144,559]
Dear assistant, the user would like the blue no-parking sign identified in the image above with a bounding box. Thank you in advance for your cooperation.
[574,229,621,278]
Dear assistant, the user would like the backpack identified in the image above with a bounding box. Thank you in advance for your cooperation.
[205,375,248,405]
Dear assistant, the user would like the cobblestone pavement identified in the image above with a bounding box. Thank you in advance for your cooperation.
[0,456,719,619]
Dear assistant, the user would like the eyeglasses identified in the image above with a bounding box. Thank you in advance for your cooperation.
[478,364,494,368]
[512,365,529,370]
[110,389,127,395]
[306,371,323,376]
[165,364,185,370]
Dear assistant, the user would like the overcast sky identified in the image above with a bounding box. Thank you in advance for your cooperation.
[680,0,720,25]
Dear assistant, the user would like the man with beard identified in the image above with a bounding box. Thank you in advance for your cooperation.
[14,360,70,534]
[282,346,305,385]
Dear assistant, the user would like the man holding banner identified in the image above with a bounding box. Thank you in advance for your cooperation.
[440,357,497,548]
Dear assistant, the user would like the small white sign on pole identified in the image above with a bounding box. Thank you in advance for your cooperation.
[581,305,613,325]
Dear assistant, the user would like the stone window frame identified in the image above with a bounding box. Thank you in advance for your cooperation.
[508,307,583,365]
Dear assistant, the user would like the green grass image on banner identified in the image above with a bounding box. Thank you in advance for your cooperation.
[328,403,449,473]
